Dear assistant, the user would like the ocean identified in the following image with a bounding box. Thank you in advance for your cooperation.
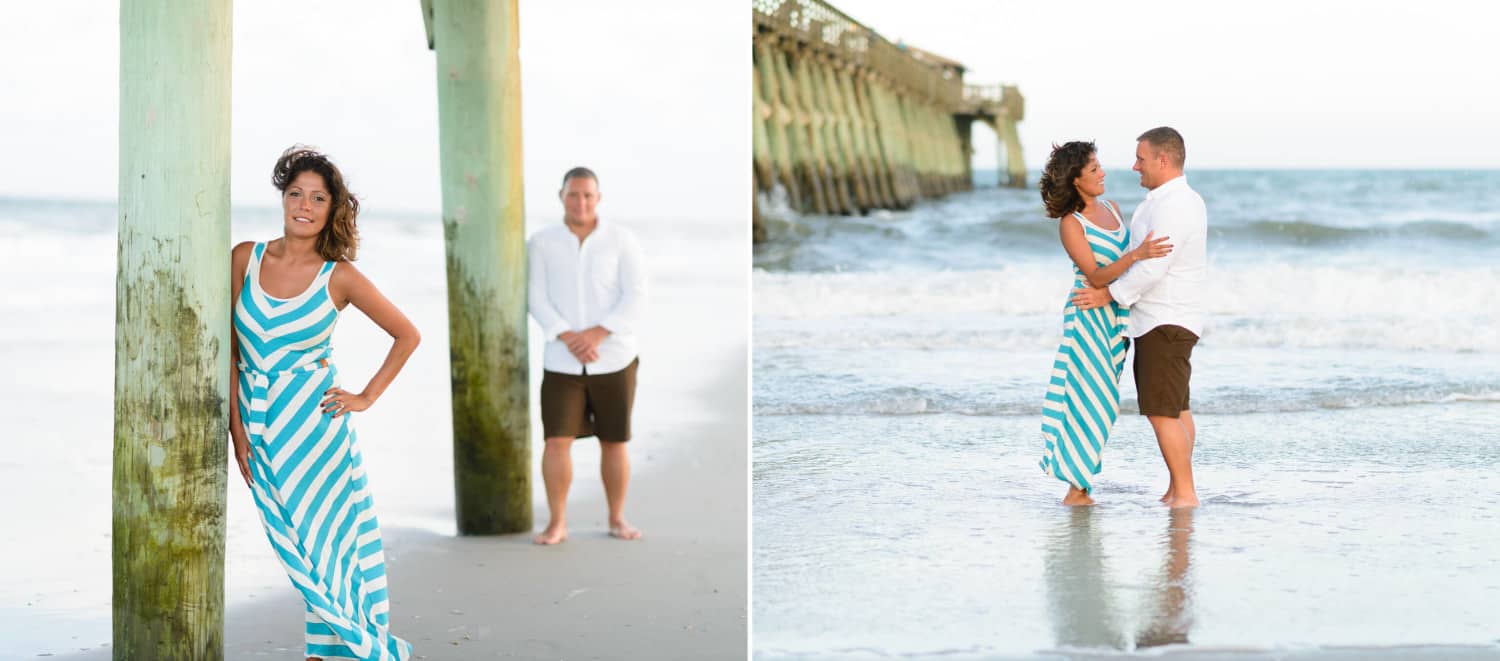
[0,198,747,656]
[752,169,1500,657]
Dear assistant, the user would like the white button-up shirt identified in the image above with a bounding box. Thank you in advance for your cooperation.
[1107,175,1208,338]
[527,220,647,375]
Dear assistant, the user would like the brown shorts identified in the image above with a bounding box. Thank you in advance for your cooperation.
[1133,325,1197,418]
[540,358,638,442]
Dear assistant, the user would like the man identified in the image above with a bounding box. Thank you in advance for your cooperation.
[1071,127,1207,508]
[527,166,648,544]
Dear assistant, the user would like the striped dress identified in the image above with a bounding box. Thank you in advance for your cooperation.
[234,242,412,661]
[1038,203,1132,493]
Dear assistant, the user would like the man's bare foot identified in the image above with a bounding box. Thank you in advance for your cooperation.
[533,525,568,545]
[608,520,642,540]
[1061,486,1095,506]
[1166,494,1199,509]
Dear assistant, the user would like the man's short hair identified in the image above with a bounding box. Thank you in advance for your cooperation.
[1137,127,1186,169]
[561,166,599,189]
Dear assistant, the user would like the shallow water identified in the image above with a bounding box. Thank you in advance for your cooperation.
[752,170,1500,657]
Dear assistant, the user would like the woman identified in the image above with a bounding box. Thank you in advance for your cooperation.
[229,146,419,660]
[1037,141,1170,506]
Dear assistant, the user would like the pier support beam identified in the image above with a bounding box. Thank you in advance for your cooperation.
[428,0,532,534]
[114,0,231,657]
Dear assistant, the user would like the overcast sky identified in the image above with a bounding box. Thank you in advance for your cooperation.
[0,0,747,220]
[837,0,1500,170]
[2,2,1495,217]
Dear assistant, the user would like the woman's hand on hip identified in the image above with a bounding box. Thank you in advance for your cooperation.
[322,388,372,417]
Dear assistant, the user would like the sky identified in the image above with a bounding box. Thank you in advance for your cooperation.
[835,0,1500,170]
[0,0,748,220]
[2,1,1496,217]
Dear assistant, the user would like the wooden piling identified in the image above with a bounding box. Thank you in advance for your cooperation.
[114,0,230,657]
[750,0,1026,229]
[797,48,853,214]
[427,0,532,534]
[999,84,1027,188]
[753,39,803,212]
[848,69,896,208]
[768,40,827,214]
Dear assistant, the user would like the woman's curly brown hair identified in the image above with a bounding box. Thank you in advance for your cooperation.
[272,145,360,262]
[1038,141,1096,219]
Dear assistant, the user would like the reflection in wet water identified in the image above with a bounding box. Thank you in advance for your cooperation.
[1044,508,1127,650]
[1137,508,1195,649]
[1045,507,1197,652]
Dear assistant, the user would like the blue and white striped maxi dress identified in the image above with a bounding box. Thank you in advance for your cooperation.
[234,242,412,661]
[1038,203,1132,493]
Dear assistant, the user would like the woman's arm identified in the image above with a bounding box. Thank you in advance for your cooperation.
[228,241,254,486]
[1060,209,1172,288]
[322,262,420,416]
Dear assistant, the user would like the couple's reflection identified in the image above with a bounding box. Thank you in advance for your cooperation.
[1043,507,1196,651]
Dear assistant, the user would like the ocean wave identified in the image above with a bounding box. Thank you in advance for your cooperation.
[754,263,1498,320]
[753,264,1498,352]
[754,384,1500,417]
[1213,219,1490,244]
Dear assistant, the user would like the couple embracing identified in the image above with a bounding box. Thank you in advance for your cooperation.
[1037,127,1207,509]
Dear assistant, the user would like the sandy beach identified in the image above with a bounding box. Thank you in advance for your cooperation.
[0,206,748,659]
[66,361,747,660]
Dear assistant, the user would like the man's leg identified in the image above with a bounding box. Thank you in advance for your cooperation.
[535,436,576,545]
[1159,410,1195,503]
[596,358,641,540]
[600,440,641,539]
[1150,414,1197,508]
[1136,326,1197,506]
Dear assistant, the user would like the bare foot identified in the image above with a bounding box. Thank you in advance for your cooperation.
[1159,488,1173,503]
[1061,486,1095,507]
[1166,494,1199,509]
[608,520,642,540]
[533,525,568,545]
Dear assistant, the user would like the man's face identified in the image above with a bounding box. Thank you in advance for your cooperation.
[1133,140,1166,189]
[560,176,601,224]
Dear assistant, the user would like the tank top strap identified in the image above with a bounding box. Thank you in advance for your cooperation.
[314,259,336,284]
[245,241,266,287]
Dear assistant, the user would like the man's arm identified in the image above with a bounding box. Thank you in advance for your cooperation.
[527,237,573,340]
[597,230,648,335]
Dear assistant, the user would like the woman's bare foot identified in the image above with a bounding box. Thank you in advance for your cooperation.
[1159,487,1173,503]
[533,524,568,545]
[1061,486,1095,506]
[608,519,642,540]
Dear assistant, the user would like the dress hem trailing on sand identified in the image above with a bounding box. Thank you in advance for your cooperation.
[1039,204,1132,494]
[235,241,412,660]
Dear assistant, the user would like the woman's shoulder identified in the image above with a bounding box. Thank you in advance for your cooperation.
[230,241,257,274]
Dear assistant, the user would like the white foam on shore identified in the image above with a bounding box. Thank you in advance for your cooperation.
[753,264,1500,353]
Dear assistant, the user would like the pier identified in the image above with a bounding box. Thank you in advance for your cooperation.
[752,0,1025,240]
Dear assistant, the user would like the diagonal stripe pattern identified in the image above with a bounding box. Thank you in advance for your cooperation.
[1039,205,1132,494]
[235,242,412,660]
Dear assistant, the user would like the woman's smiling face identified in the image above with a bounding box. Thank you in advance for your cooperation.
[282,170,331,238]
[1073,153,1105,199]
